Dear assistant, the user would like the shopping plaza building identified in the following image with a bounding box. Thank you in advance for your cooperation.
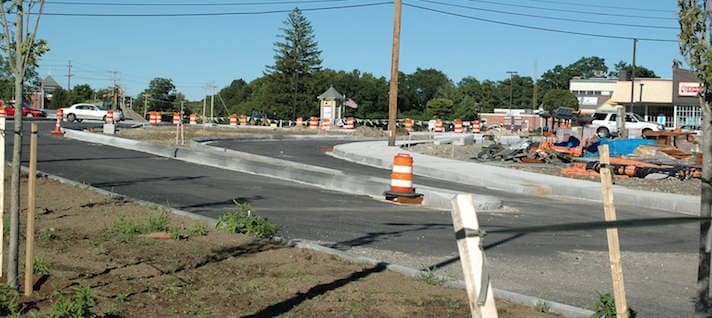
[569,67,702,129]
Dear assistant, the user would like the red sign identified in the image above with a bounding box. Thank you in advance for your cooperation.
[679,82,703,97]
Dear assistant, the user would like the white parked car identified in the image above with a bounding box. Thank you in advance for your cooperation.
[589,112,664,137]
[62,104,124,122]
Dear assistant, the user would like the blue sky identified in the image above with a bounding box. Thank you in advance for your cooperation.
[36,0,680,100]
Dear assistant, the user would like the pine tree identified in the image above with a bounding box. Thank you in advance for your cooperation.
[267,8,322,120]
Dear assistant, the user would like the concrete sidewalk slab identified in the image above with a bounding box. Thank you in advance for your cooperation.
[331,141,699,215]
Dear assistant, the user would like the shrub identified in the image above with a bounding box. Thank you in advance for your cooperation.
[50,286,96,318]
[216,203,278,238]
[0,284,19,316]
[33,257,51,276]
[590,292,636,318]
[171,224,209,240]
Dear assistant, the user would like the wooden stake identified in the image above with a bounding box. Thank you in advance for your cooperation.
[598,144,629,317]
[450,194,498,318]
[24,123,38,296]
[0,114,5,278]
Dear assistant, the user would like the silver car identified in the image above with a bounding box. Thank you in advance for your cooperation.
[61,104,125,122]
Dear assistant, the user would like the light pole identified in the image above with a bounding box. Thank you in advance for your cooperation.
[639,83,644,119]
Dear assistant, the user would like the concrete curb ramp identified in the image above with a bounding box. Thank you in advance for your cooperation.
[332,140,699,215]
[63,130,502,211]
[29,164,593,318]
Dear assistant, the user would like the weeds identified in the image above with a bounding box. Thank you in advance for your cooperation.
[103,194,125,205]
[590,292,636,318]
[171,224,209,240]
[216,203,278,238]
[50,285,96,318]
[0,284,19,316]
[534,300,550,313]
[33,257,51,276]
[416,269,445,286]
[37,228,56,242]
[106,212,169,241]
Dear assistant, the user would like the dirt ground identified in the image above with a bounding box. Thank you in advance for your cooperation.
[408,143,701,196]
[114,125,389,146]
[1,172,559,317]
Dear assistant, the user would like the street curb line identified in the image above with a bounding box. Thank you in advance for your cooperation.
[26,165,592,318]
[63,130,502,211]
[332,141,700,215]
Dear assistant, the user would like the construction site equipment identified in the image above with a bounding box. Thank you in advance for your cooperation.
[434,119,444,133]
[561,158,701,180]
[384,153,423,204]
[404,118,413,132]
[454,119,463,133]
[51,108,63,136]
[309,117,318,129]
[344,117,354,130]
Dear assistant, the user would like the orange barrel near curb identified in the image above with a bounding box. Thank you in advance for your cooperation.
[434,119,444,133]
[344,117,354,130]
[309,117,318,129]
[296,117,303,127]
[240,114,248,126]
[404,118,413,132]
[320,118,331,130]
[51,108,63,135]
[189,113,198,125]
[472,120,481,133]
[105,110,114,124]
[229,114,238,126]
[390,153,414,193]
[150,112,160,124]
[453,119,463,133]
[173,112,181,125]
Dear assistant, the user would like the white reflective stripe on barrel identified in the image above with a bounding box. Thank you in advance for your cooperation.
[390,179,412,188]
[392,165,412,174]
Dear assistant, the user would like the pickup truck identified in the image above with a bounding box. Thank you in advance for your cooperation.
[589,112,664,137]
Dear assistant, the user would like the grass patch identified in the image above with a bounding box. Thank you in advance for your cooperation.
[106,212,169,242]
[590,292,636,318]
[33,257,51,276]
[49,285,96,318]
[216,203,278,238]
[0,284,19,316]
[534,300,550,313]
[171,224,209,240]
[416,269,445,286]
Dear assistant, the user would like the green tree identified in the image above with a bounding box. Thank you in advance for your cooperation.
[426,97,453,119]
[267,8,322,119]
[138,77,177,112]
[538,56,608,92]
[541,89,579,111]
[399,68,452,114]
[678,0,712,312]
[48,87,70,109]
[70,84,93,104]
[609,61,659,79]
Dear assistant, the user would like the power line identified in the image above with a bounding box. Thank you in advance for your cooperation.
[402,2,678,43]
[37,2,389,16]
[414,0,678,30]
[519,0,674,14]
[460,0,677,21]
[47,0,357,6]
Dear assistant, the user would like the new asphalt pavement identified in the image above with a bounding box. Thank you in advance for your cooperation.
[4,122,700,317]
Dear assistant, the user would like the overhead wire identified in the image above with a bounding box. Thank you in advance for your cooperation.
[413,0,678,30]
[37,1,390,16]
[517,0,674,14]
[402,2,678,43]
[47,0,359,6]
[459,0,677,21]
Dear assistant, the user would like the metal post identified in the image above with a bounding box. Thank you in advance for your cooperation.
[639,83,644,119]
[387,0,403,147]
[630,39,637,114]
[24,123,37,296]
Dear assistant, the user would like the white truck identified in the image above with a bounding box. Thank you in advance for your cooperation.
[589,112,664,137]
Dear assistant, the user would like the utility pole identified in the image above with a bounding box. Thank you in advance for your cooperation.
[506,71,518,115]
[532,60,538,110]
[629,39,637,115]
[387,0,403,147]
[65,60,72,90]
[110,70,118,110]
[210,84,215,124]
[202,85,207,123]
[143,94,148,119]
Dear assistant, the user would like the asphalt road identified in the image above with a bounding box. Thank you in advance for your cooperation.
[3,123,699,317]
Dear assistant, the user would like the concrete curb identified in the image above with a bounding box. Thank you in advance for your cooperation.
[63,130,502,211]
[332,140,700,215]
[29,165,592,318]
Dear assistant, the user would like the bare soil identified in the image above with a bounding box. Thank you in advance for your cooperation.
[5,172,559,317]
[409,143,701,196]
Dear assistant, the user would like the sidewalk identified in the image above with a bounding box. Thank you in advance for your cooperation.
[331,141,699,215]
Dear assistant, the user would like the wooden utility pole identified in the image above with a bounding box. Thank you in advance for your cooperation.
[65,60,72,90]
[629,39,637,114]
[24,123,38,296]
[450,194,498,318]
[143,94,148,119]
[111,70,118,111]
[387,0,402,147]
[598,144,629,318]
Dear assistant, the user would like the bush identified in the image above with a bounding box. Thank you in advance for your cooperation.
[216,203,278,238]
[171,224,209,240]
[50,286,96,318]
[33,257,51,276]
[0,284,19,316]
